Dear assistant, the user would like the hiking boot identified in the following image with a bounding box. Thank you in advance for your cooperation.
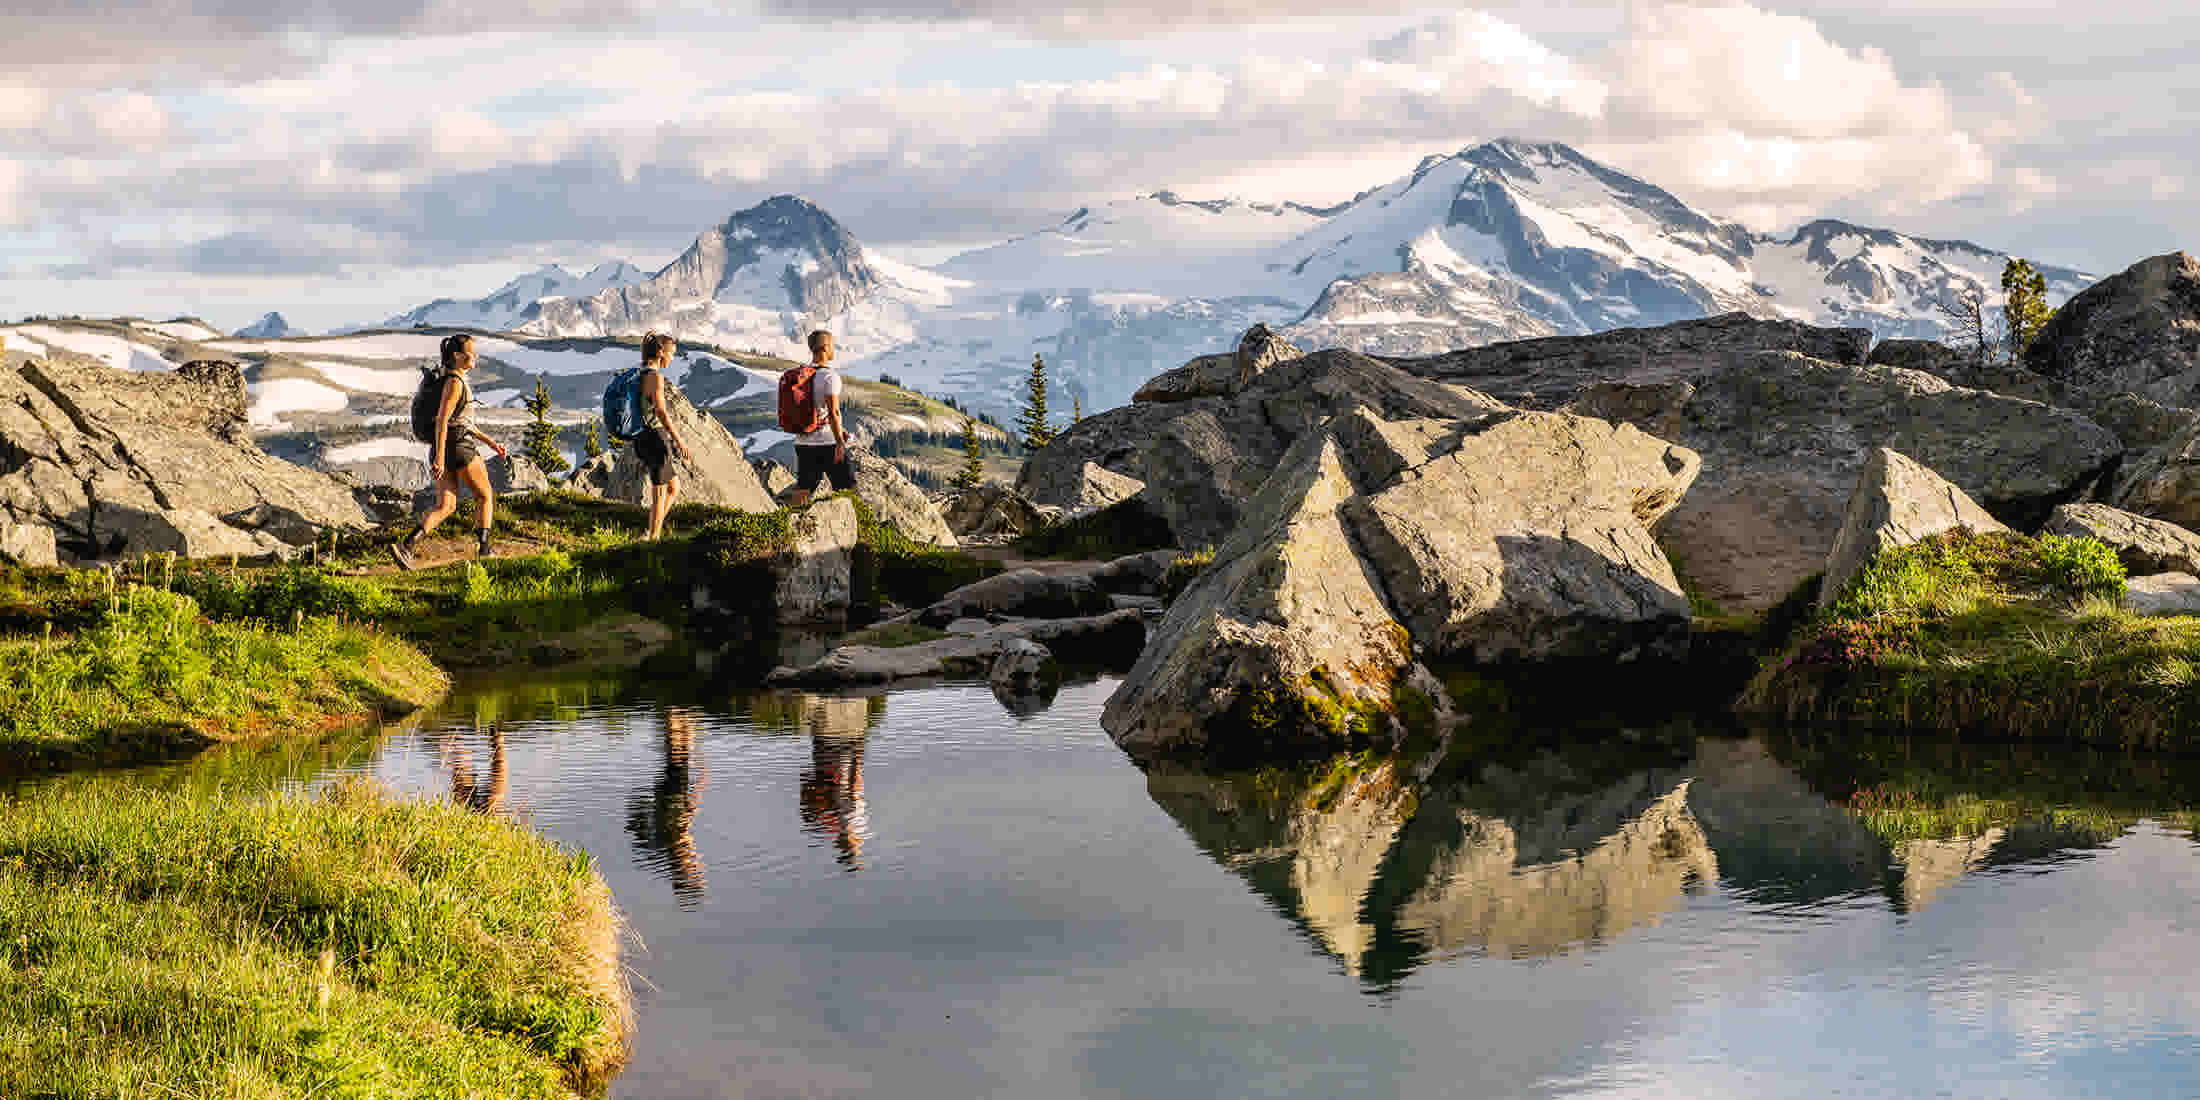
[474,531,494,558]
[388,540,418,571]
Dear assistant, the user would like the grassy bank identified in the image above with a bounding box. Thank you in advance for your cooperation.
[0,780,628,1097]
[0,585,443,769]
[1740,529,2200,747]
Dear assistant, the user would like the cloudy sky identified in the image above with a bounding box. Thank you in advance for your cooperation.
[2,1,2192,331]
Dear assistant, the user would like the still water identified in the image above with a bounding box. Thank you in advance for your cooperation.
[66,675,2200,1098]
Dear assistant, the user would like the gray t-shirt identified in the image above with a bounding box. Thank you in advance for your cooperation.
[795,367,843,446]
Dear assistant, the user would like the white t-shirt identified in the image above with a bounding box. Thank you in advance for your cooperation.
[795,366,844,446]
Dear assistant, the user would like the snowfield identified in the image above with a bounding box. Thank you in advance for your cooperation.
[15,325,172,372]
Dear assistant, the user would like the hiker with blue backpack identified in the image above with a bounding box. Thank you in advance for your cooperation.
[782,329,853,509]
[391,333,508,570]
[601,332,694,540]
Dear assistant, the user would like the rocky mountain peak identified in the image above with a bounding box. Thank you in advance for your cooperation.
[233,312,297,339]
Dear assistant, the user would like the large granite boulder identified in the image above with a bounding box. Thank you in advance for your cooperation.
[1133,324,1303,403]
[0,521,59,568]
[2124,573,2200,617]
[588,387,773,513]
[0,355,368,559]
[2044,502,2200,577]
[849,449,957,547]
[1102,403,1699,759]
[1820,448,2010,610]
[913,568,1114,628]
[1866,338,2061,405]
[1569,351,2121,614]
[2025,252,2200,406]
[766,609,1146,688]
[1019,344,1504,548]
[2108,417,2200,530]
[1393,312,1872,409]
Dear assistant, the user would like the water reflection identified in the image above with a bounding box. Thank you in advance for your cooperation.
[1150,728,2200,989]
[628,707,710,906]
[795,696,877,871]
[443,725,509,814]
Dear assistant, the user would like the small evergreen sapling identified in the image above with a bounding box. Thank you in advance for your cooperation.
[1018,353,1054,449]
[582,417,604,460]
[953,415,985,490]
[2002,258,2053,361]
[522,379,569,475]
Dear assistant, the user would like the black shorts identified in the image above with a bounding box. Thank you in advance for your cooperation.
[635,428,673,486]
[442,428,482,472]
[794,444,855,492]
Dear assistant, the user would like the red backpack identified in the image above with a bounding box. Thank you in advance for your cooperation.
[777,365,827,434]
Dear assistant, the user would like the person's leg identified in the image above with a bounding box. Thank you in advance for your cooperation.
[392,471,460,569]
[455,458,495,555]
[646,478,673,540]
[826,450,857,495]
[790,444,828,509]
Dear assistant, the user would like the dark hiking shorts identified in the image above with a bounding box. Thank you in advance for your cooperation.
[635,428,673,486]
[795,443,855,493]
[441,428,482,473]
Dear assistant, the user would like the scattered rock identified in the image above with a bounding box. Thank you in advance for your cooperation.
[1086,549,1181,595]
[940,482,1048,540]
[1132,324,1304,403]
[850,449,958,547]
[1820,448,2011,610]
[1571,351,2120,614]
[1866,338,2062,404]
[0,521,58,568]
[988,637,1060,695]
[2124,572,2200,617]
[2044,502,2200,577]
[915,568,1113,628]
[753,459,796,497]
[2089,392,2200,453]
[2108,416,2200,531]
[1395,312,1872,409]
[766,609,1145,688]
[774,496,860,625]
[2025,252,2200,407]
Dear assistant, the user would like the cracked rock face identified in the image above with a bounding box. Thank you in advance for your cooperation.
[2025,251,2200,407]
[1819,448,2010,611]
[0,354,368,560]
[1100,402,1700,760]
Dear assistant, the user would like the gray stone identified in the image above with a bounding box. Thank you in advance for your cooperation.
[774,496,859,625]
[1133,324,1304,403]
[850,449,958,547]
[2124,572,2200,617]
[753,459,796,498]
[1394,312,1872,409]
[221,502,323,545]
[2108,416,2200,531]
[1087,549,1181,595]
[916,568,1114,628]
[2044,502,2200,577]
[107,504,292,560]
[988,637,1060,695]
[595,386,774,512]
[2025,252,2200,407]
[940,482,1048,540]
[329,455,429,492]
[1866,338,2062,404]
[1820,448,2011,611]
[2089,392,2200,453]
[0,521,58,567]
[1570,351,2119,614]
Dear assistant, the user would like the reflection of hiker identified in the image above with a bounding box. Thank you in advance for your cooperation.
[627,706,709,906]
[634,332,694,540]
[445,725,509,814]
[782,329,853,508]
[393,333,508,570]
[797,697,871,870]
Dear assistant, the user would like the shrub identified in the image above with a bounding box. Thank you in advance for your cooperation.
[1160,545,1216,603]
[2033,533,2126,602]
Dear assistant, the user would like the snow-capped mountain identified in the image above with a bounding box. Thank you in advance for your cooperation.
[378,261,647,332]
[233,312,299,339]
[371,140,2096,419]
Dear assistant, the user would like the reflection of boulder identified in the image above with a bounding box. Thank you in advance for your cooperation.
[1681,738,1888,906]
[1392,780,1716,961]
[1894,830,2002,914]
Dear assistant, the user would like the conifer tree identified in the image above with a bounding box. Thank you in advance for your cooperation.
[1073,393,1083,424]
[953,415,985,490]
[1018,353,1054,449]
[2002,258,2053,362]
[582,417,604,460]
[522,378,569,474]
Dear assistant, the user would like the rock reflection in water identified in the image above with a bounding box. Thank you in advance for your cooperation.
[1150,730,2161,988]
[442,725,508,814]
[627,707,710,906]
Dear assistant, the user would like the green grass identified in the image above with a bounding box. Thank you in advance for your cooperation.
[1740,530,2200,746]
[0,587,444,769]
[0,780,628,1097]
[1158,545,1214,603]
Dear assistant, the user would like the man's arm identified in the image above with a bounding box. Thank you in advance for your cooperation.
[826,386,847,463]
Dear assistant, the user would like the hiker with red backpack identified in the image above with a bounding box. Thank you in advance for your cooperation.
[391,333,508,570]
[781,329,853,508]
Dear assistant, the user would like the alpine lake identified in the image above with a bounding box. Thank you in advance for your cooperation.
[20,646,2200,1100]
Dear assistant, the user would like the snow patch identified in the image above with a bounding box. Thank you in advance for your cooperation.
[15,325,171,372]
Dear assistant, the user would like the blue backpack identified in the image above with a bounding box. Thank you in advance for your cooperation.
[603,368,647,441]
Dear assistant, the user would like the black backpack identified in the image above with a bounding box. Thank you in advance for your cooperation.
[410,368,454,443]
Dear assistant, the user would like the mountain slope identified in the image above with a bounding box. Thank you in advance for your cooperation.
[379,261,646,332]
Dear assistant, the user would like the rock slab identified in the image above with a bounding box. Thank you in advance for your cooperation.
[775,496,859,625]
[2025,252,2200,407]
[1820,448,2011,611]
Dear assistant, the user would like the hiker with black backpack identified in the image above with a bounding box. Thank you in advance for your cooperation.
[782,329,852,508]
[390,333,507,570]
